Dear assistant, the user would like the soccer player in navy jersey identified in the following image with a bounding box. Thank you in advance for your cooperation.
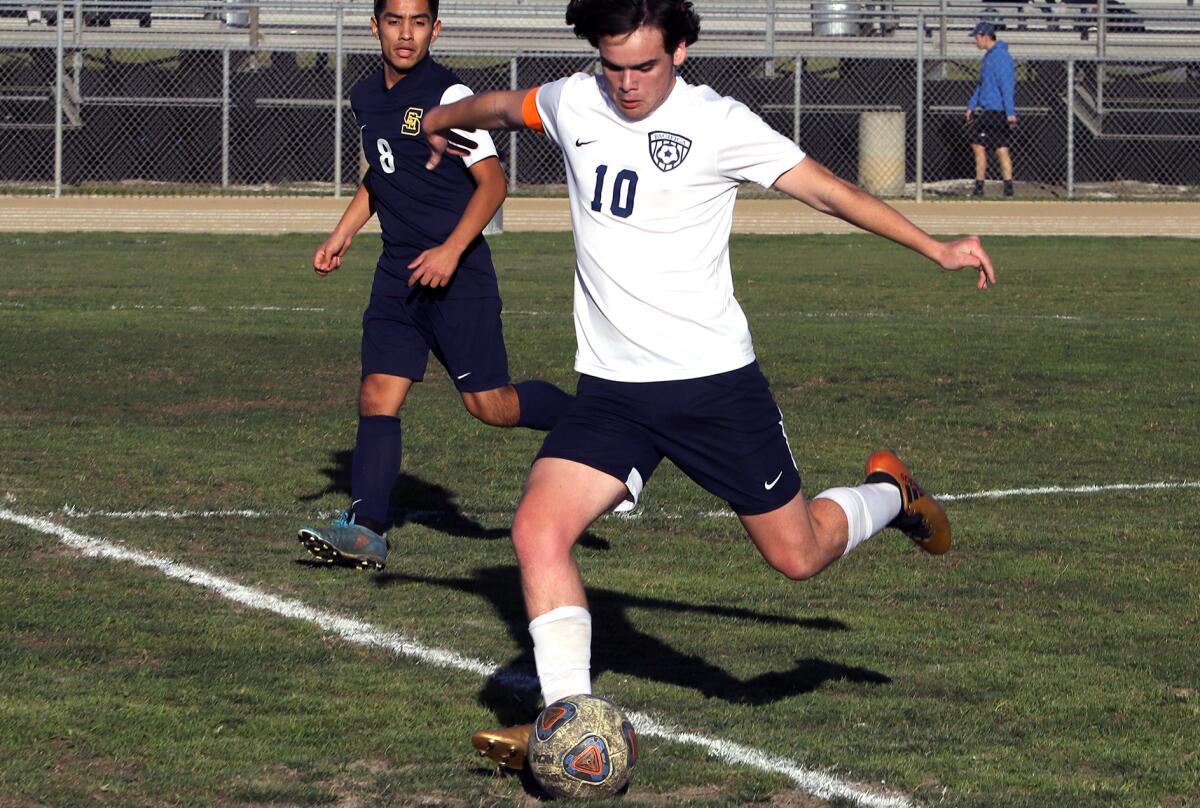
[297,0,574,571]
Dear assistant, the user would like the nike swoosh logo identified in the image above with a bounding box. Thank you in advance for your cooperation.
[764,471,783,490]
[575,138,596,147]
[456,371,472,380]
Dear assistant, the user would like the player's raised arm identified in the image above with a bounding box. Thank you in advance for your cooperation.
[313,179,375,276]
[773,157,996,290]
[423,89,533,170]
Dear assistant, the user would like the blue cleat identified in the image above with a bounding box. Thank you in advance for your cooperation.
[297,511,388,570]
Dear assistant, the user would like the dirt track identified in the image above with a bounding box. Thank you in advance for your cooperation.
[1,195,1197,237]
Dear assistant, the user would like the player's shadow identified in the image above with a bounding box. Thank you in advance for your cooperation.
[374,565,889,722]
[298,449,507,540]
[298,449,609,549]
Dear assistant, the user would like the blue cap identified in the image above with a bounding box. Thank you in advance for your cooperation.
[971,21,997,37]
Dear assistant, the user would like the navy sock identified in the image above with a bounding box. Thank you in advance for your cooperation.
[350,414,402,533]
[513,380,574,431]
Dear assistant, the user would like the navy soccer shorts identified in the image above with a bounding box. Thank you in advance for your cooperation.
[971,110,1012,150]
[360,293,511,393]
[536,362,803,516]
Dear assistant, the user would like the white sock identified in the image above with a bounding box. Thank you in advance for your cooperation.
[529,605,592,707]
[815,482,901,555]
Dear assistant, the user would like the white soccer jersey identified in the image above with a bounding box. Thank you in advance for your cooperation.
[528,73,805,382]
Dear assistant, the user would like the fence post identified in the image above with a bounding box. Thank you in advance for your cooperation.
[334,5,344,197]
[915,11,924,202]
[1066,59,1074,199]
[71,0,81,102]
[222,48,231,190]
[1096,0,1106,116]
[54,0,64,197]
[792,55,801,146]
[509,55,518,192]
[765,0,776,77]
[938,0,947,59]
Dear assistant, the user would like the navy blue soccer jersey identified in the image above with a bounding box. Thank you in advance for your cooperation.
[351,56,500,299]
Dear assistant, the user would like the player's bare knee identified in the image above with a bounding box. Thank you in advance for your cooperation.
[358,381,405,417]
[510,514,544,556]
[764,544,828,581]
[358,395,401,417]
[462,390,518,427]
[512,534,565,571]
[773,556,825,581]
[463,395,503,426]
[359,402,389,417]
[512,515,572,565]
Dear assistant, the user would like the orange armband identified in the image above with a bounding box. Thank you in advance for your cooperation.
[522,87,544,133]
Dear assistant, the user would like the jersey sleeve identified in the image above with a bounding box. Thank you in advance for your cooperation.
[716,98,806,189]
[529,75,573,148]
[439,84,499,167]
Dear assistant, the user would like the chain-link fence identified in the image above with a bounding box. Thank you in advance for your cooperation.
[918,56,1200,197]
[3,3,1199,198]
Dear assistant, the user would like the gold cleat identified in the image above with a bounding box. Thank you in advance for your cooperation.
[471,724,532,770]
[865,450,952,555]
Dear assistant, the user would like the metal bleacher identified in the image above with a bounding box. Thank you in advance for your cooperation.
[1,0,1198,55]
[1,0,1196,193]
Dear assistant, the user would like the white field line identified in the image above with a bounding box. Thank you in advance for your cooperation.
[506,310,1184,326]
[936,480,1200,502]
[58,505,306,520]
[643,480,1200,519]
[0,507,910,808]
[51,480,1200,523]
[1,302,325,314]
[107,304,327,313]
[6,301,1192,327]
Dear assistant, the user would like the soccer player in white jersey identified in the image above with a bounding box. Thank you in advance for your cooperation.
[422,0,997,768]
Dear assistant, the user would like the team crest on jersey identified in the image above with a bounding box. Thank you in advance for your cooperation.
[402,107,424,136]
[648,130,692,172]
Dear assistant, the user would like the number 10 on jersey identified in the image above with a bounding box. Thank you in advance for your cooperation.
[590,165,638,218]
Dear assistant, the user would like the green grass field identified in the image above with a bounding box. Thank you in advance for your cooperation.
[1,231,1197,807]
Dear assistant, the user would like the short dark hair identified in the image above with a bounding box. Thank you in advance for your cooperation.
[565,0,701,52]
[373,0,439,22]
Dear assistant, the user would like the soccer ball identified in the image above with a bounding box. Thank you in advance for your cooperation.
[528,694,637,799]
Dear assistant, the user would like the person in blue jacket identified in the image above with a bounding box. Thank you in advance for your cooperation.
[965,21,1017,197]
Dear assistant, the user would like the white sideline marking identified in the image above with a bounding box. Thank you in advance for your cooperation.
[501,309,1184,326]
[0,506,911,808]
[2,303,324,314]
[8,300,1192,327]
[639,481,1200,519]
[50,480,1200,523]
[937,480,1200,502]
[108,304,327,313]
[58,504,304,520]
